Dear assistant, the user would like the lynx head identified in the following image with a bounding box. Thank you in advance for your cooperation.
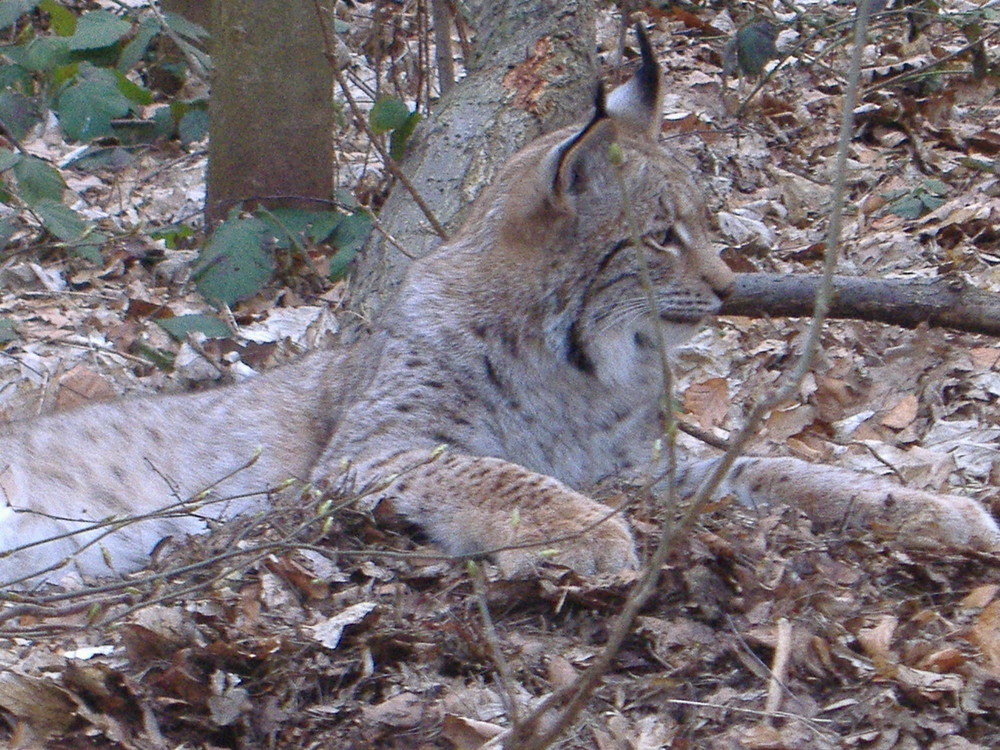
[464,26,734,356]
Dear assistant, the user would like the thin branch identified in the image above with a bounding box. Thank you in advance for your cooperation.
[311,0,449,239]
[470,562,522,726]
[721,272,1000,338]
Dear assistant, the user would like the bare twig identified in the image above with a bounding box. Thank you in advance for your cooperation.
[311,0,449,240]
[470,562,522,726]
[765,618,793,719]
[431,0,455,95]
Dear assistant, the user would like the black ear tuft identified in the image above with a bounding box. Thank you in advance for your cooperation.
[605,24,662,135]
[633,24,659,110]
[594,81,608,120]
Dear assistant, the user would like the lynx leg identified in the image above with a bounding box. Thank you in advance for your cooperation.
[319,450,638,576]
[679,456,1000,551]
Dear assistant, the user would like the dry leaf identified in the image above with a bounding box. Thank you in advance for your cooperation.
[441,713,505,750]
[682,377,728,428]
[0,672,77,736]
[880,393,918,430]
[308,601,377,649]
[54,365,117,411]
[917,647,965,673]
[961,584,999,610]
[968,600,1000,677]
[361,691,426,729]
[857,616,897,662]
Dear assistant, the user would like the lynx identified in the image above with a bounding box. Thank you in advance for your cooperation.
[1,29,998,587]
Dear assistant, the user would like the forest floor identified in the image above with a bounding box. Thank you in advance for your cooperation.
[1,2,1000,749]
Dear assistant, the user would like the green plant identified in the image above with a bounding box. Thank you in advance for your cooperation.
[369,96,420,161]
[192,204,372,307]
[881,179,947,220]
[0,1,208,261]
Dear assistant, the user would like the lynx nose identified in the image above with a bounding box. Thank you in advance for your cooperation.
[701,257,735,300]
[711,273,734,300]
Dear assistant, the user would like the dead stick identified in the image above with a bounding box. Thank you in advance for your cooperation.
[721,272,1000,337]
[765,618,792,720]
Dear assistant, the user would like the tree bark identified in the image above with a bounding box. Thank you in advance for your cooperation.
[205,0,333,225]
[722,273,1000,337]
[344,0,597,332]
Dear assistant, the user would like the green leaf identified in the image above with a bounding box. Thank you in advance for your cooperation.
[49,61,77,90]
[38,0,74,36]
[334,189,358,209]
[919,193,944,212]
[150,222,193,249]
[6,36,71,71]
[330,210,371,252]
[0,317,18,343]
[727,19,778,77]
[369,97,410,134]
[65,144,134,171]
[0,219,15,250]
[66,10,130,51]
[888,194,924,220]
[113,69,151,105]
[0,63,34,93]
[156,314,231,340]
[306,211,347,244]
[327,210,371,280]
[117,16,158,73]
[192,215,274,306]
[13,155,64,203]
[922,179,948,196]
[0,90,40,139]
[133,341,173,369]
[32,198,81,237]
[0,0,37,32]
[162,11,208,42]
[33,199,106,263]
[389,111,420,161]
[56,75,132,140]
[177,105,207,144]
[0,148,19,172]
[260,207,323,248]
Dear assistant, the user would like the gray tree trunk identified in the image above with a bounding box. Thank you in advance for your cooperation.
[205,0,333,225]
[344,0,597,333]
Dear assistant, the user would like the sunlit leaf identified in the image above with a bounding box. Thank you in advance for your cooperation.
[38,0,74,36]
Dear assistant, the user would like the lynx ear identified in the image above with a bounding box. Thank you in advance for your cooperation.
[605,24,662,137]
[541,93,615,209]
[537,26,661,210]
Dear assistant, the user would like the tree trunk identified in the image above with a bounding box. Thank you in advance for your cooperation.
[344,0,597,333]
[205,0,333,225]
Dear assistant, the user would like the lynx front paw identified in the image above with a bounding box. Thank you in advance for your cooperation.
[898,491,1000,552]
[494,511,639,577]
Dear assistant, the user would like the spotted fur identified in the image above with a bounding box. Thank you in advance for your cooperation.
[1,29,996,586]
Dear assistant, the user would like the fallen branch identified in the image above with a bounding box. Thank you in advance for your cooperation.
[722,272,1000,337]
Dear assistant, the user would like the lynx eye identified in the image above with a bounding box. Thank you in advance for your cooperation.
[643,230,680,259]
